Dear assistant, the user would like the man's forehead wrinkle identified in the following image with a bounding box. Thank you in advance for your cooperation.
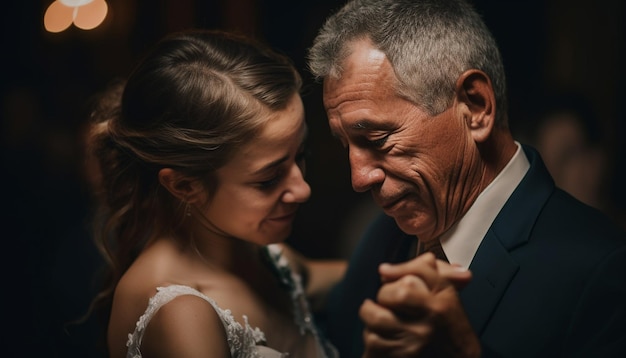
[325,86,374,112]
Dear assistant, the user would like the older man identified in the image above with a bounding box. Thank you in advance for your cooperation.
[307,0,626,357]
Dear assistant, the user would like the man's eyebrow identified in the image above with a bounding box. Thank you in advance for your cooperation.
[353,119,394,131]
[353,120,373,130]
[330,119,393,139]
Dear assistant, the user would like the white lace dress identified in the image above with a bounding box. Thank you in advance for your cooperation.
[125,244,338,358]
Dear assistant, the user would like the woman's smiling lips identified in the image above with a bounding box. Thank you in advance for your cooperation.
[267,211,298,223]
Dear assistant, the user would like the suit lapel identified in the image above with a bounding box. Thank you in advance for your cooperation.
[461,145,555,334]
[460,230,519,333]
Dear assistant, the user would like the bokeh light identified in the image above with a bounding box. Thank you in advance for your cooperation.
[44,0,108,33]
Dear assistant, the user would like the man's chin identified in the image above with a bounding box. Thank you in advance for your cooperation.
[393,216,421,236]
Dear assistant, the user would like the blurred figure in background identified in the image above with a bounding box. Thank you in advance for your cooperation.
[526,91,625,227]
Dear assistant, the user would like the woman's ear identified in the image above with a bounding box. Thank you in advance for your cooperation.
[455,69,496,143]
[158,168,204,204]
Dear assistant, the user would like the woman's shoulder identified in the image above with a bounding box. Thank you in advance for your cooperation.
[112,242,188,308]
[109,240,223,356]
[115,238,211,294]
[126,285,234,357]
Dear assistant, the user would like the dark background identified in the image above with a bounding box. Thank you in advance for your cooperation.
[2,0,624,356]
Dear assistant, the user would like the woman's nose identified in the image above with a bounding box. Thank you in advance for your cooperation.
[282,163,311,203]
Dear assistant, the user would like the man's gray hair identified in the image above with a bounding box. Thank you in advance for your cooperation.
[307,0,508,127]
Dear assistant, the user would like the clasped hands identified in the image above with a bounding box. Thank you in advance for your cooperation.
[360,253,481,358]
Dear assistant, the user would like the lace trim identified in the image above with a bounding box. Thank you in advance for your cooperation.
[125,285,268,358]
[263,245,338,358]
[125,244,337,358]
[263,244,316,335]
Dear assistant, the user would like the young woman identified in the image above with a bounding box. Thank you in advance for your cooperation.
[86,29,342,358]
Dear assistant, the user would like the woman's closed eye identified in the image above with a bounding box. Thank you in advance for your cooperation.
[257,173,283,190]
[256,147,308,191]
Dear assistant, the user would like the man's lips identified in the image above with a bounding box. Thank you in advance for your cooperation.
[378,193,409,210]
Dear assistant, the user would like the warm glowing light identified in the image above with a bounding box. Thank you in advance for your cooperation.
[44,0,108,33]
[73,0,108,30]
[59,0,94,6]
[44,1,74,33]
[58,0,93,7]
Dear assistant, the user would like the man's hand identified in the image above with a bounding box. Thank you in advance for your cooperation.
[360,253,481,358]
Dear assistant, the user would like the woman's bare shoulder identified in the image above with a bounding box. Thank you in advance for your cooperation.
[139,293,231,357]
[107,239,211,356]
[109,275,231,356]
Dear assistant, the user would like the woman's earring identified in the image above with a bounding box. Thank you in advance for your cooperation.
[185,203,192,217]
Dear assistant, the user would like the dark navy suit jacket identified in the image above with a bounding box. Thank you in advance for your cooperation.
[324,145,626,357]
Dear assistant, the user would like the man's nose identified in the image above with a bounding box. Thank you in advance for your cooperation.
[349,147,384,192]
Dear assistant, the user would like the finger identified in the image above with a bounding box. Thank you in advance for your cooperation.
[375,275,431,317]
[379,253,439,285]
[375,268,469,317]
[362,329,396,358]
[379,252,437,282]
[359,299,405,335]
[380,255,472,291]
[362,320,433,357]
[436,260,472,290]
[363,327,427,358]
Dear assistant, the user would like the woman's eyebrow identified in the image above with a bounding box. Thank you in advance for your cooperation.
[252,155,288,176]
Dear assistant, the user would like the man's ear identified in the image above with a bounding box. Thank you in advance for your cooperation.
[455,69,496,143]
[158,168,205,204]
